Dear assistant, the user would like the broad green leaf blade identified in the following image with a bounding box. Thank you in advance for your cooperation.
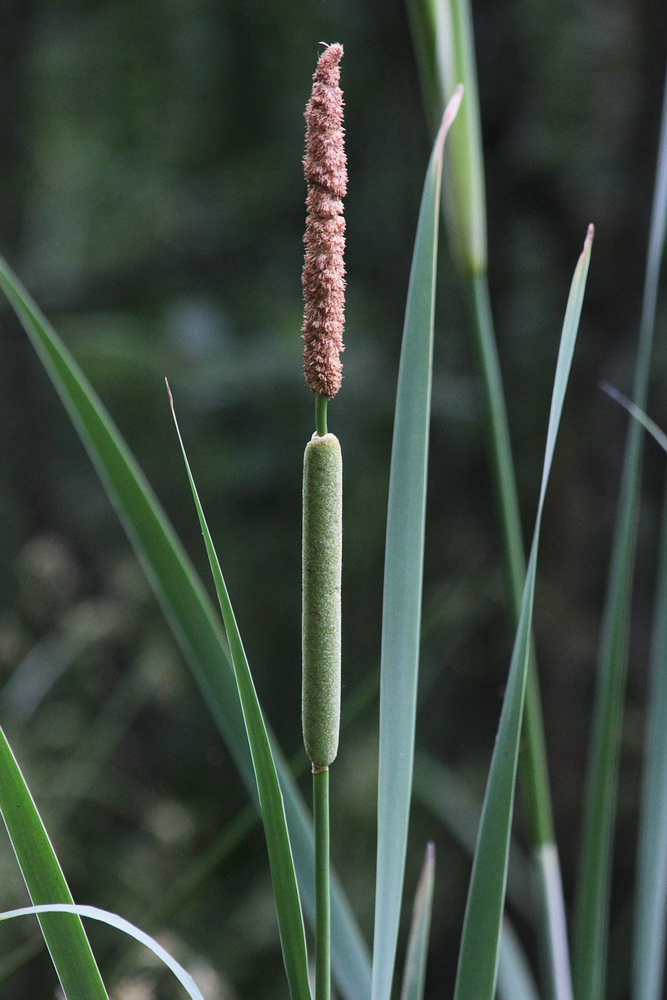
[0,728,109,1000]
[574,58,667,1000]
[453,227,593,1000]
[0,904,204,1000]
[371,89,462,1000]
[399,844,435,1000]
[167,386,310,1000]
[0,255,371,1000]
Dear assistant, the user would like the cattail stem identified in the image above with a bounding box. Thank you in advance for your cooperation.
[315,394,329,437]
[303,432,340,1000]
[313,765,331,1000]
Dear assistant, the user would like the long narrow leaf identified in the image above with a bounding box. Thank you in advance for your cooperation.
[0,728,109,1000]
[371,88,462,1000]
[574,57,667,1000]
[399,843,436,1000]
[603,384,667,1000]
[0,255,371,1000]
[453,226,593,1000]
[634,478,667,1000]
[406,0,486,276]
[0,903,204,1000]
[166,385,310,1000]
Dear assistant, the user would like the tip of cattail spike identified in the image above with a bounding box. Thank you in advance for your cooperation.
[301,43,347,399]
[314,42,344,87]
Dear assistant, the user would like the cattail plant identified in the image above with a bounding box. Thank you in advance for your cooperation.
[301,42,346,1000]
[1,16,666,1000]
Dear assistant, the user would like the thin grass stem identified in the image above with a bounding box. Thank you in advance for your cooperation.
[316,395,329,437]
[313,766,331,1000]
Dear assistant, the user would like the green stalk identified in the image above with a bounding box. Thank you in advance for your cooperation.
[302,430,342,1000]
[313,767,331,1000]
[316,395,329,437]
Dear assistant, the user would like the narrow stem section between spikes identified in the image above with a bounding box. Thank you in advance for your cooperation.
[316,394,329,436]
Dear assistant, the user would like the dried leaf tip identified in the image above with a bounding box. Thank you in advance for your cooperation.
[301,43,347,399]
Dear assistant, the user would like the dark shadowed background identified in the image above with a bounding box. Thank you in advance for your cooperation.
[1,1,666,997]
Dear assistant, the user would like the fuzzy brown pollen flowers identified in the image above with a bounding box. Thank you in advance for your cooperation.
[301,43,347,399]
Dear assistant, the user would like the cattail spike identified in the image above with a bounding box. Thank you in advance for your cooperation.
[302,43,347,399]
[302,432,342,766]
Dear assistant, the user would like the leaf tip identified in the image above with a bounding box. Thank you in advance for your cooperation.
[165,377,175,412]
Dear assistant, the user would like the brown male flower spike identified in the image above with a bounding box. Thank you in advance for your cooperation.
[302,43,347,398]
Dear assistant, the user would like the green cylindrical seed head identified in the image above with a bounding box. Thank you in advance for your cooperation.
[302,432,342,767]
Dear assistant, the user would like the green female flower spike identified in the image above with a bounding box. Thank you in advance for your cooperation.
[302,432,343,767]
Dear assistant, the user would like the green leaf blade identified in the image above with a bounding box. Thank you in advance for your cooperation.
[0,728,109,1000]
[371,90,462,1000]
[574,57,667,1000]
[453,228,593,1000]
[631,69,667,1000]
[634,483,667,1000]
[167,387,311,1000]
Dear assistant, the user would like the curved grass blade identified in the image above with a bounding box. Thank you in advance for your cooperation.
[573,60,667,1000]
[0,255,371,1000]
[453,227,593,1000]
[399,843,435,1000]
[0,904,204,1000]
[0,728,109,1000]
[166,384,310,1000]
[371,88,462,1000]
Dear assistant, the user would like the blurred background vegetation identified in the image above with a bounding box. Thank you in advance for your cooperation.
[0,1,666,997]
